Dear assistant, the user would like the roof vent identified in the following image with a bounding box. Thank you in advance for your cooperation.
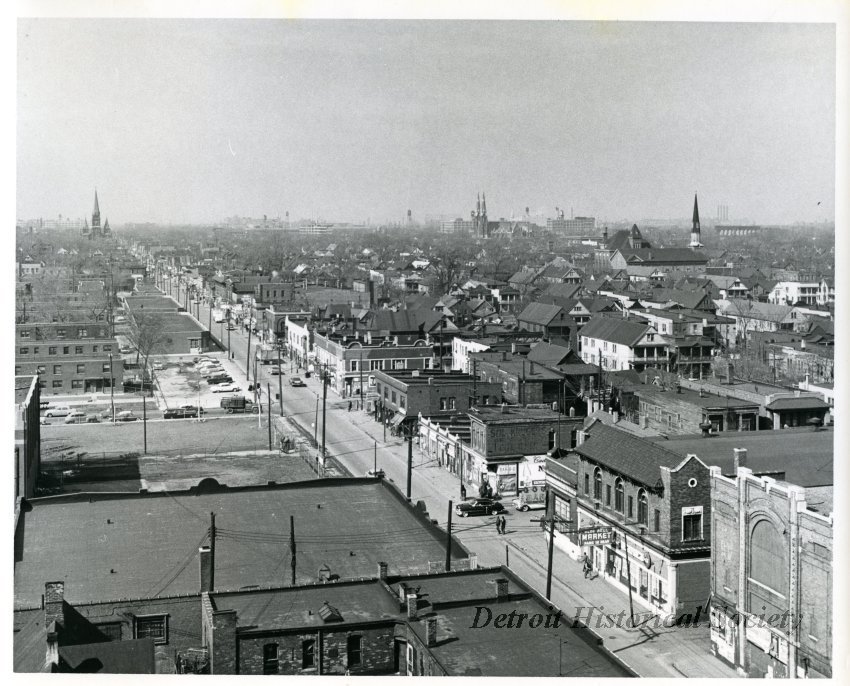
[318,600,343,623]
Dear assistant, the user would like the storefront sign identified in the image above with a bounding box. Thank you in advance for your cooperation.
[497,464,517,475]
[579,526,613,546]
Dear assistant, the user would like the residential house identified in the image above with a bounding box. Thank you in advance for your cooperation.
[579,316,669,373]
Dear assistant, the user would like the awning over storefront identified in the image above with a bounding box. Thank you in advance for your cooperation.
[390,412,408,428]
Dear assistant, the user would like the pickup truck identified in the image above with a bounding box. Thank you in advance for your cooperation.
[163,405,204,419]
[220,396,259,414]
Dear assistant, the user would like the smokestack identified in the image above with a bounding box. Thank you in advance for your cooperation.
[733,448,748,473]
[199,545,213,593]
[44,581,65,627]
[426,617,438,646]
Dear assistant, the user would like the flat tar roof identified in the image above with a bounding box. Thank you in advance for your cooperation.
[14,480,459,608]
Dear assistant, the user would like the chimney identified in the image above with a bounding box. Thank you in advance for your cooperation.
[44,581,65,627]
[425,616,438,646]
[378,561,388,581]
[199,545,213,593]
[495,578,509,601]
[733,448,748,473]
[406,592,418,619]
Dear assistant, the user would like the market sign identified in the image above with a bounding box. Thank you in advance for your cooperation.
[579,526,613,546]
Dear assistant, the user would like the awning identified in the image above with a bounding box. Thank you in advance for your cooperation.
[390,412,408,428]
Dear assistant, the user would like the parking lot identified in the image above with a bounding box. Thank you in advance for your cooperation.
[151,352,249,410]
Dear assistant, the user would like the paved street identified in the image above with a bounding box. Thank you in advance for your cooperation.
[184,288,737,678]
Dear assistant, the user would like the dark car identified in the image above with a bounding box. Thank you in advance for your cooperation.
[207,374,234,385]
[454,498,506,518]
[163,405,204,419]
[289,376,306,387]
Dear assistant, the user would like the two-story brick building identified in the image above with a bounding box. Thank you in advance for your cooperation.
[15,322,124,395]
[636,384,761,434]
[547,422,713,619]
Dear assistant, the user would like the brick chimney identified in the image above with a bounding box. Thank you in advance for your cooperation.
[406,592,418,619]
[199,545,213,593]
[378,561,388,581]
[44,581,65,627]
[425,616,438,646]
[733,448,748,473]
[495,578,509,602]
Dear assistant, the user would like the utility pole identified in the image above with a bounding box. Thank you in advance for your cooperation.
[406,431,413,499]
[226,310,231,357]
[142,394,148,454]
[246,325,253,381]
[374,440,377,474]
[359,351,364,410]
[445,501,453,571]
[209,512,216,591]
[277,342,284,416]
[622,531,636,626]
[267,383,272,450]
[314,396,319,444]
[321,364,328,459]
[545,490,555,600]
[472,358,478,408]
[108,353,115,423]
[289,515,296,586]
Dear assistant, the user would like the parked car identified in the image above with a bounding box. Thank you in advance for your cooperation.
[207,375,234,385]
[119,346,132,354]
[211,384,242,393]
[116,411,139,422]
[85,415,101,423]
[512,495,546,512]
[289,376,306,387]
[40,400,50,410]
[64,410,87,424]
[152,363,165,371]
[44,404,72,418]
[454,498,506,518]
[199,367,225,377]
[269,367,284,376]
[163,405,204,419]
[366,469,385,478]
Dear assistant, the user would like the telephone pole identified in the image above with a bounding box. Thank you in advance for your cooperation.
[267,383,272,450]
[321,364,328,459]
[406,431,413,499]
[277,342,284,416]
[289,515,296,586]
[108,353,115,423]
[209,512,216,591]
[445,501,453,572]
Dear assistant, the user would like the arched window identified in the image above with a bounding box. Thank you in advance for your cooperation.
[593,468,602,500]
[615,479,624,513]
[637,489,648,525]
[748,519,788,615]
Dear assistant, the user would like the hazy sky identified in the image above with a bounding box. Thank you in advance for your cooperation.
[17,19,836,225]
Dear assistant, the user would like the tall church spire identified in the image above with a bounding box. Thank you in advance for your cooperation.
[689,192,703,248]
[91,189,101,234]
[481,192,487,216]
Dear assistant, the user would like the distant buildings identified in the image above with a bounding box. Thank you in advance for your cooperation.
[547,215,596,235]
[80,190,112,240]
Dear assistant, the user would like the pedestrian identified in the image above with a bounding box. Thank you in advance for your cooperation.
[460,484,467,501]
[495,516,502,535]
[582,554,593,579]
[348,400,352,412]
[499,515,507,535]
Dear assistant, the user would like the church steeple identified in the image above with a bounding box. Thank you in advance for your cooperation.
[92,189,101,233]
[689,192,703,248]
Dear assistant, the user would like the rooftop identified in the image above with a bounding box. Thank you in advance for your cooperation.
[469,405,564,424]
[636,385,758,409]
[14,480,459,608]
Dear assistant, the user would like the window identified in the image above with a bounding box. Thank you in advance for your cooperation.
[95,622,122,641]
[391,391,397,404]
[399,396,406,409]
[654,509,661,532]
[448,396,456,410]
[63,346,70,354]
[383,387,388,400]
[37,365,46,374]
[20,330,31,339]
[103,345,112,352]
[347,635,362,667]
[57,328,66,339]
[301,639,316,668]
[20,347,29,355]
[92,345,99,353]
[102,363,110,373]
[628,495,634,519]
[682,507,703,541]
[15,366,21,375]
[263,643,279,674]
[33,347,40,354]
[615,479,624,513]
[77,364,86,374]
[77,328,88,338]
[75,346,84,354]
[584,473,590,495]
[605,484,612,507]
[350,359,358,372]
[370,359,383,371]
[593,468,602,500]
[49,347,57,355]
[134,615,168,644]
[393,359,405,370]
[71,380,83,389]
[548,429,556,451]
[637,490,648,525]
[52,365,61,375]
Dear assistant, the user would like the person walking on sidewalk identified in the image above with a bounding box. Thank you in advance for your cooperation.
[460,484,467,501]
[348,400,352,412]
[582,553,593,579]
[499,515,507,535]
[495,515,503,535]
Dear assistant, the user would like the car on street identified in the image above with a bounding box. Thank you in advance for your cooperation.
[163,405,204,419]
[289,376,306,387]
[199,367,225,377]
[85,415,101,423]
[511,496,546,512]
[116,411,139,422]
[211,384,242,393]
[64,410,88,424]
[366,469,385,478]
[269,367,284,375]
[207,375,234,385]
[44,404,72,418]
[454,498,506,518]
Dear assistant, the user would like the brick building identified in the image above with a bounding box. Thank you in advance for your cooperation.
[709,462,832,677]
[15,322,124,395]
[547,423,713,619]
[373,370,501,435]
[636,384,761,435]
[460,405,582,498]
[471,351,566,408]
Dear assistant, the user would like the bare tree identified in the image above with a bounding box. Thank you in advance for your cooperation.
[127,310,173,373]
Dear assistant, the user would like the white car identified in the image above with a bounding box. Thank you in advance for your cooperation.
[212,384,242,393]
[64,410,87,424]
[44,404,72,418]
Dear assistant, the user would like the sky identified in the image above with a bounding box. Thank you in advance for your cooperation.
[16,18,836,226]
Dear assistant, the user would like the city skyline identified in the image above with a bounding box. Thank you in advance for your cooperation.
[17,19,836,225]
